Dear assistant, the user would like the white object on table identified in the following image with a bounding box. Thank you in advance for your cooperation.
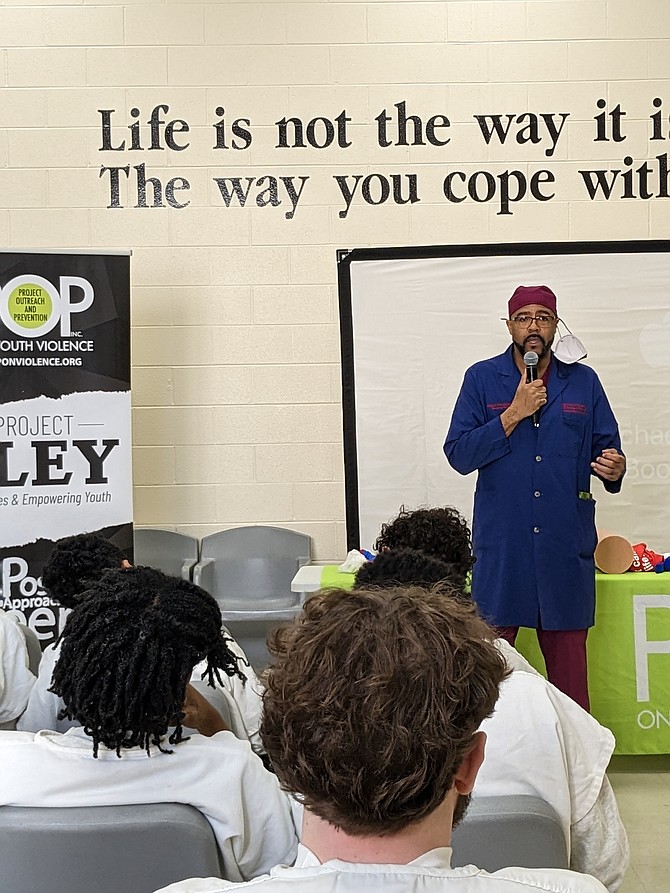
[291,564,325,593]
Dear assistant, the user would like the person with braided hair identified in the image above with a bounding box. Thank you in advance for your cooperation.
[19,533,265,755]
[354,544,534,674]
[18,533,131,734]
[39,532,131,607]
[354,547,466,593]
[1,566,298,881]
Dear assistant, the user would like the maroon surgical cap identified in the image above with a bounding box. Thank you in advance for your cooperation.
[508,285,557,318]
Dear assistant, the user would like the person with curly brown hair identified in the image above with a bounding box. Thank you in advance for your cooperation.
[155,586,609,893]
[352,547,629,893]
[375,505,473,587]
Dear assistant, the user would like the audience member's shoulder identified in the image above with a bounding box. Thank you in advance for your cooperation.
[493,639,540,675]
[153,864,608,893]
[154,877,260,892]
[0,730,37,747]
[0,610,23,638]
[184,729,256,753]
[492,865,608,891]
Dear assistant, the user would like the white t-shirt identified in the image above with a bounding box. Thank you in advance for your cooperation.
[0,610,36,729]
[0,726,297,882]
[154,843,608,893]
[17,632,264,753]
[476,670,629,892]
[493,637,540,675]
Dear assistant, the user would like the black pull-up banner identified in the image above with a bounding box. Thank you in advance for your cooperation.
[0,250,132,647]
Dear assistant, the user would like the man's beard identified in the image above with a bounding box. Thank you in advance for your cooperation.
[513,334,553,360]
[452,793,472,829]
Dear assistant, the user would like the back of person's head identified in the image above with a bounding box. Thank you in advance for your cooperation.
[374,506,473,585]
[51,565,245,756]
[261,585,507,836]
[42,532,127,608]
[354,547,468,597]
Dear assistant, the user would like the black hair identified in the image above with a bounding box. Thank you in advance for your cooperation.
[354,547,469,598]
[50,565,246,757]
[41,533,127,608]
[374,506,473,586]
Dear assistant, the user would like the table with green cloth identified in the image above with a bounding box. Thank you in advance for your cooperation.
[313,567,670,754]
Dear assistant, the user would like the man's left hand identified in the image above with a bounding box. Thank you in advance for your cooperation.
[591,448,626,482]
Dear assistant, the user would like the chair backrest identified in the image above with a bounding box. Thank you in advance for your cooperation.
[133,528,199,580]
[0,803,223,893]
[17,623,42,674]
[451,794,568,871]
[197,526,311,611]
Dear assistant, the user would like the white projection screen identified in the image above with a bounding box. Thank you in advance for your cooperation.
[337,240,670,552]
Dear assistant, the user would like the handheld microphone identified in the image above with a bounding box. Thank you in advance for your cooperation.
[524,351,540,428]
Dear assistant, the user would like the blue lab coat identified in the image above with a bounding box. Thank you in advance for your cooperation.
[444,346,623,630]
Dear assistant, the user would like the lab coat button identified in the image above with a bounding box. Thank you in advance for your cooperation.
[535,455,542,462]
[533,526,540,534]
[534,491,541,498]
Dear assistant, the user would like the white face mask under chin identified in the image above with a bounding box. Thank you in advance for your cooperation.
[553,324,587,364]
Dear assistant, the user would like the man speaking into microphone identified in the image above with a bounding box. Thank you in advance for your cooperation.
[444,285,625,711]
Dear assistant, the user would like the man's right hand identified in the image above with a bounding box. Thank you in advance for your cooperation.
[500,376,547,437]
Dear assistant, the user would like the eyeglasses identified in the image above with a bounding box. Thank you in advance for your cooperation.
[507,314,557,327]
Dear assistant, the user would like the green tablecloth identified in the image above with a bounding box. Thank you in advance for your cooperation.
[516,572,670,755]
[319,567,670,755]
[320,565,356,590]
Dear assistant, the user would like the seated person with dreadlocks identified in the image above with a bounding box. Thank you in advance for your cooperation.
[18,533,130,734]
[0,609,35,730]
[354,546,628,893]
[155,585,607,893]
[1,566,297,881]
[19,533,264,753]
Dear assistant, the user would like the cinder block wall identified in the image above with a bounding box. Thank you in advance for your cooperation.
[1,0,667,559]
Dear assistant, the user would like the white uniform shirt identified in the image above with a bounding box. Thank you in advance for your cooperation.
[0,727,297,882]
[493,638,540,675]
[16,641,74,733]
[0,610,36,729]
[476,670,629,892]
[154,843,607,893]
[18,634,265,754]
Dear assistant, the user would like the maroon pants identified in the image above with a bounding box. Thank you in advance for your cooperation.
[497,625,590,712]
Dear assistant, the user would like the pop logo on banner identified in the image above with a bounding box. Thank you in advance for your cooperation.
[0,275,94,339]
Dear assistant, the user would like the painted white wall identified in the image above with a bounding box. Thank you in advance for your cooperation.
[1,0,668,559]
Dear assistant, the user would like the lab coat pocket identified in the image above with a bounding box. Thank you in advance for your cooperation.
[576,495,597,558]
[558,410,587,457]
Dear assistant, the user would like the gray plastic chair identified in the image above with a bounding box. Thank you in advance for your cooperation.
[451,795,568,871]
[133,528,199,580]
[193,526,311,671]
[0,803,223,893]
